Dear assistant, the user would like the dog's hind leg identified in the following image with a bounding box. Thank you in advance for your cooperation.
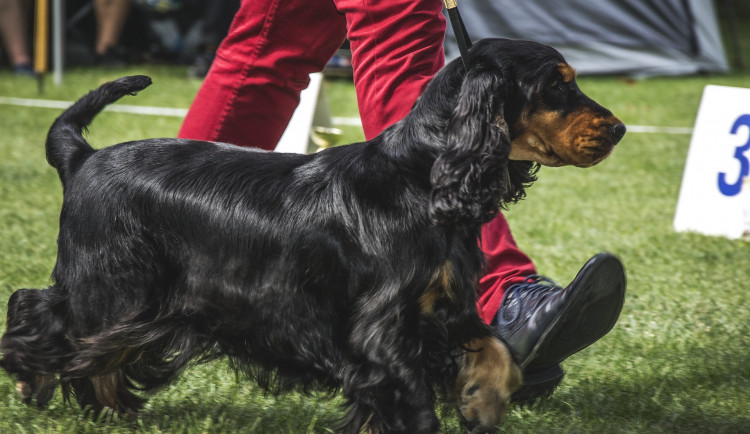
[15,374,58,407]
[60,314,201,414]
[62,371,145,417]
[0,286,72,407]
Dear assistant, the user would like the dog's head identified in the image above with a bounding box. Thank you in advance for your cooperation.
[484,40,626,168]
[429,38,624,226]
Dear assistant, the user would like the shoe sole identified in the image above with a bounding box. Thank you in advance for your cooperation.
[511,364,565,405]
[519,253,626,369]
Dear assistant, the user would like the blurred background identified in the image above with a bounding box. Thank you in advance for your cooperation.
[0,1,749,433]
[0,0,747,81]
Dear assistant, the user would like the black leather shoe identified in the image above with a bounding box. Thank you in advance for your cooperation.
[496,253,626,401]
[511,364,564,405]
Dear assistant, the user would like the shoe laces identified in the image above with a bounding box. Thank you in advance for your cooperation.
[508,275,562,307]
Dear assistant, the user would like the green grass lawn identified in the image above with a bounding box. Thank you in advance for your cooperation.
[1,65,749,433]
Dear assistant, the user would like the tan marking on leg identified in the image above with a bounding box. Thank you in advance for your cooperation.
[456,336,522,431]
[16,375,57,406]
[16,381,31,401]
[419,261,456,315]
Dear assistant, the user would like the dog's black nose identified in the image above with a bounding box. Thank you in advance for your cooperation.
[610,123,626,143]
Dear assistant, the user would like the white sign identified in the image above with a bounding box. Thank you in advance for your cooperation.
[674,85,750,240]
[275,73,332,154]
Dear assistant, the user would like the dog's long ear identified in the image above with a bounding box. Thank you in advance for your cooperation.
[429,68,511,226]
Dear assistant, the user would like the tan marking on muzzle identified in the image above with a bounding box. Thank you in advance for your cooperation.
[511,107,622,167]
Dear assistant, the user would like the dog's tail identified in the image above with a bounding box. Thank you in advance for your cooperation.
[45,75,152,185]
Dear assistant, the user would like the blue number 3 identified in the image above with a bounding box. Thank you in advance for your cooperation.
[718,114,750,197]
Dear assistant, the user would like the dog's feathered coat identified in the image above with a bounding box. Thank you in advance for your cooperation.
[1,39,623,433]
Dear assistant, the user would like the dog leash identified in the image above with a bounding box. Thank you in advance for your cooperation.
[443,0,472,68]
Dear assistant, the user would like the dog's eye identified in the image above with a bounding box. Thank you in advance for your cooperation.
[550,80,567,94]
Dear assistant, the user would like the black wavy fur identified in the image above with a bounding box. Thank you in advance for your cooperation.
[0,39,560,433]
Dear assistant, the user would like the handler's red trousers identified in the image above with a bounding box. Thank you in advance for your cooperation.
[178,0,537,324]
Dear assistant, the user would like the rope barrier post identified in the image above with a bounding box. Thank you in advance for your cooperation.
[53,0,64,86]
[34,0,49,92]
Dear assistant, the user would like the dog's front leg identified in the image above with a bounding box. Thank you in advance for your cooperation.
[422,261,523,433]
[455,335,522,433]
[339,282,440,434]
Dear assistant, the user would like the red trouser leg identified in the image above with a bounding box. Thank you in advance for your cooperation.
[178,0,347,149]
[178,0,446,147]
[477,217,537,324]
[335,0,447,139]
[177,0,536,324]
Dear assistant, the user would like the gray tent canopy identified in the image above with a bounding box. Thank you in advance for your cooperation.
[445,0,729,76]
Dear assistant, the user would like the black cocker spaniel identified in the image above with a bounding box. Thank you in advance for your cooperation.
[1,38,624,434]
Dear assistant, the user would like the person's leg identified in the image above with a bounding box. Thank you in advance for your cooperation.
[334,0,446,139]
[187,0,240,79]
[178,0,347,149]
[477,215,537,324]
[201,0,239,48]
[0,0,31,70]
[92,0,130,56]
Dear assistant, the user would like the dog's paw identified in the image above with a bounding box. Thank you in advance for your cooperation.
[455,336,522,433]
[16,375,57,407]
[15,381,32,404]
